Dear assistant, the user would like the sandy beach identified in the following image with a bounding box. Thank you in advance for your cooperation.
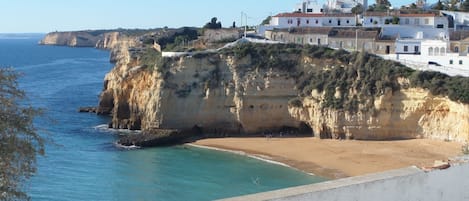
[193,137,463,179]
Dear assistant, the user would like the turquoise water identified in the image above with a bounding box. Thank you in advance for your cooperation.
[1,35,325,201]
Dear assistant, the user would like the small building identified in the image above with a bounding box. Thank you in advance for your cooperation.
[449,30,469,55]
[269,13,326,28]
[295,0,324,14]
[420,40,449,57]
[363,12,449,29]
[322,13,357,27]
[375,36,397,54]
[328,28,380,52]
[265,27,332,45]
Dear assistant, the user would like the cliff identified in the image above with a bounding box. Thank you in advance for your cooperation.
[39,31,136,50]
[98,43,469,142]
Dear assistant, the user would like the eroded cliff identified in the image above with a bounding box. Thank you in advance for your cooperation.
[39,31,136,50]
[98,43,469,142]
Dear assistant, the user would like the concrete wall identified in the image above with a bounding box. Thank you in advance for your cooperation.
[220,160,469,201]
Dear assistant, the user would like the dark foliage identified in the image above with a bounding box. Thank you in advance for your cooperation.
[0,68,44,200]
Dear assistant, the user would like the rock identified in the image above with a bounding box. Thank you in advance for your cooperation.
[117,128,201,147]
[78,106,97,113]
[432,160,451,170]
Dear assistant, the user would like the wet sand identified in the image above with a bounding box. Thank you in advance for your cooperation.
[193,137,463,179]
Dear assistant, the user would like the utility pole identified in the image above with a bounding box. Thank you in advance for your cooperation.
[241,12,248,38]
[356,29,358,51]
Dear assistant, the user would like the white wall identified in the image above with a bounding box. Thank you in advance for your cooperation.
[396,39,421,54]
[220,160,469,201]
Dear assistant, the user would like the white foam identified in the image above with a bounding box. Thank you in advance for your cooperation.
[113,142,141,150]
[93,124,142,134]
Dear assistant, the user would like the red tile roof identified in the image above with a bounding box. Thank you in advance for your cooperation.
[273,13,325,18]
[399,13,437,17]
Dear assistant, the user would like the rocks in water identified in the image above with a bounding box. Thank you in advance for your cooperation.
[118,128,201,147]
[78,106,98,113]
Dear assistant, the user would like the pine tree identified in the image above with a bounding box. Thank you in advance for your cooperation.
[0,68,45,201]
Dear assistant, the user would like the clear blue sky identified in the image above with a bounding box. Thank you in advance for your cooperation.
[1,0,417,33]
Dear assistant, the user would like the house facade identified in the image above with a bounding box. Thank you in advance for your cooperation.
[363,12,448,29]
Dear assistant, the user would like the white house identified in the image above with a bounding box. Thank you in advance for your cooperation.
[321,13,357,26]
[421,40,449,56]
[295,0,324,14]
[363,12,448,29]
[269,13,325,28]
[383,26,448,54]
[396,39,422,54]
[326,0,367,13]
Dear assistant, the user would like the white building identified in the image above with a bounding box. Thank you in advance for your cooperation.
[421,40,449,56]
[384,26,448,54]
[326,0,367,13]
[295,0,324,14]
[363,12,448,29]
[268,13,356,28]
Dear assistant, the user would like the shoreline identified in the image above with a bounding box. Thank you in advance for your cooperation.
[187,144,318,176]
[192,137,463,179]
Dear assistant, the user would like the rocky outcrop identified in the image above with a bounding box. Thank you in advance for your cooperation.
[40,31,136,50]
[118,129,198,147]
[99,51,302,134]
[39,31,100,47]
[98,43,469,143]
[289,88,469,142]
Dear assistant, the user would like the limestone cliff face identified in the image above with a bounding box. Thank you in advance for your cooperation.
[289,87,469,142]
[99,50,301,134]
[40,31,135,50]
[98,45,469,142]
[40,31,99,47]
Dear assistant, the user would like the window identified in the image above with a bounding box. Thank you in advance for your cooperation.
[414,46,419,53]
[440,47,445,55]
[414,19,419,25]
[315,20,318,24]
[405,19,410,24]
[435,47,439,55]
[306,20,310,24]
[424,19,429,25]
[429,47,433,56]
[310,38,313,43]
[346,20,350,24]
[450,60,453,64]
[329,19,332,23]
[318,38,321,45]
[370,18,373,23]
[455,46,459,52]
[404,45,408,52]
[460,60,463,65]
[307,8,313,13]
[437,24,444,28]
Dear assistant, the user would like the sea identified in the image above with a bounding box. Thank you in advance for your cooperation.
[0,34,325,201]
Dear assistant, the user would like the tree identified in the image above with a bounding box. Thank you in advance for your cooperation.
[261,16,272,25]
[432,0,446,10]
[203,17,222,29]
[461,0,469,11]
[0,68,44,201]
[368,0,391,11]
[443,0,460,11]
[351,4,364,14]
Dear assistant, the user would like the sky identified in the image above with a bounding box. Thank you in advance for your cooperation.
[0,0,418,33]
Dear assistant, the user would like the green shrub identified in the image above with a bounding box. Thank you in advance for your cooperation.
[288,98,303,107]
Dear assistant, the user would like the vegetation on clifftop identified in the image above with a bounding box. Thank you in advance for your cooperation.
[136,42,469,109]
